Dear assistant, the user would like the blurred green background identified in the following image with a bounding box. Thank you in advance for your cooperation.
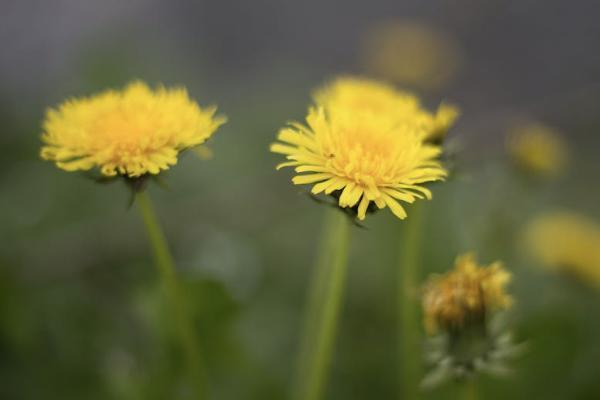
[1,1,599,399]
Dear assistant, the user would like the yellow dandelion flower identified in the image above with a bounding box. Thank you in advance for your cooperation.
[40,81,226,177]
[422,253,512,335]
[524,211,600,288]
[506,121,568,178]
[270,106,447,220]
[361,20,463,91]
[314,77,459,143]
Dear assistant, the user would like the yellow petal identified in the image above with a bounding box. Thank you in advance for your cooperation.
[292,173,332,185]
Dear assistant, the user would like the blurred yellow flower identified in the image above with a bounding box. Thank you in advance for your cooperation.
[315,77,459,143]
[362,20,463,90]
[270,106,447,220]
[40,81,226,177]
[524,211,600,288]
[422,253,512,334]
[506,122,568,178]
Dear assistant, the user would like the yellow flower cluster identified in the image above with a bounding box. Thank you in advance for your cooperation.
[40,81,226,177]
[362,20,463,90]
[315,77,459,143]
[422,253,512,334]
[506,122,568,178]
[525,211,600,288]
[271,77,458,220]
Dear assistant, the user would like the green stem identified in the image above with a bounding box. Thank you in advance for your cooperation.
[292,210,337,396]
[136,191,205,399]
[292,209,352,400]
[461,379,477,400]
[399,202,425,400]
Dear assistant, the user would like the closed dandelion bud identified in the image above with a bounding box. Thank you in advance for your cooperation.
[421,253,522,389]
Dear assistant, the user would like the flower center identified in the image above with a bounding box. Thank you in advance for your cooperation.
[321,123,419,185]
[92,109,161,154]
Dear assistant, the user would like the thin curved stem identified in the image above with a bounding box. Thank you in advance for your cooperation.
[292,209,352,400]
[136,191,205,399]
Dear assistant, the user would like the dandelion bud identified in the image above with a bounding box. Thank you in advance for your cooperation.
[421,253,522,389]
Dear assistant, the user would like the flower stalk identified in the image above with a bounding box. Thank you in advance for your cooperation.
[399,202,425,400]
[136,191,205,399]
[293,209,352,400]
[461,379,477,400]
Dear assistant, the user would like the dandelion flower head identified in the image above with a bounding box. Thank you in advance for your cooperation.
[271,104,447,220]
[422,253,512,334]
[524,211,600,288]
[507,121,568,178]
[40,81,226,177]
[315,77,459,143]
[361,20,463,90]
